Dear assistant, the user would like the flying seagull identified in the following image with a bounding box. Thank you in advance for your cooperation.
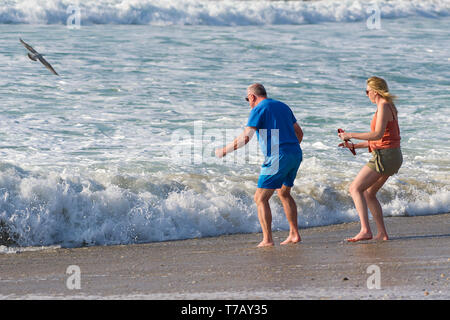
[20,38,59,76]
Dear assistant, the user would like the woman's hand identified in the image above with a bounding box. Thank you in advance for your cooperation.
[338,131,352,141]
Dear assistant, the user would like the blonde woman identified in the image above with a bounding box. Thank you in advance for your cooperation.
[338,77,402,242]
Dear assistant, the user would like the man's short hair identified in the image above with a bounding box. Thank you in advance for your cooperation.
[248,83,267,97]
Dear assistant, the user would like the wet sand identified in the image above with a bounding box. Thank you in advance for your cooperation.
[0,213,449,299]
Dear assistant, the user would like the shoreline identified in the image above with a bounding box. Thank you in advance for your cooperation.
[1,213,449,299]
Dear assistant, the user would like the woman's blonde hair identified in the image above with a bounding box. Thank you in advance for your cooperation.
[367,76,397,104]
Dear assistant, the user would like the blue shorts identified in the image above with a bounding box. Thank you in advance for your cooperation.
[257,147,302,189]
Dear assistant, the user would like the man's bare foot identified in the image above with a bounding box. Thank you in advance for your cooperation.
[280,235,301,245]
[257,240,274,247]
[374,233,389,241]
[346,231,373,242]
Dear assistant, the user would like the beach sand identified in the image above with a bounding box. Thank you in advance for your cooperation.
[0,213,449,300]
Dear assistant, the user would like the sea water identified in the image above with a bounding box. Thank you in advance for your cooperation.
[0,0,449,248]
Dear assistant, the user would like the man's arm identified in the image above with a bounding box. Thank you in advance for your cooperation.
[293,122,303,144]
[215,126,256,158]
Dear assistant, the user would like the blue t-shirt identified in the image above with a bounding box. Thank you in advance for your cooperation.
[246,98,300,157]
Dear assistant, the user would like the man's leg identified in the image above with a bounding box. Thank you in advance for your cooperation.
[254,188,275,247]
[277,185,301,244]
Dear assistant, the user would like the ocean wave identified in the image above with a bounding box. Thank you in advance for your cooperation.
[0,163,448,249]
[0,165,261,247]
[0,0,449,26]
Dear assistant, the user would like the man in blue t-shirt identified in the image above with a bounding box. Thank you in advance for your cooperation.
[215,83,304,247]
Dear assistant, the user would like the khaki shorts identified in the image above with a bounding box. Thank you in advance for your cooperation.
[366,148,403,176]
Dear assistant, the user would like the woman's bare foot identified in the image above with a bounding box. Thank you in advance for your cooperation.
[281,235,301,245]
[346,231,373,242]
[257,240,274,247]
[374,233,389,241]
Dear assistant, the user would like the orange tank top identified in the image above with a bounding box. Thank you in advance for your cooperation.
[368,104,401,152]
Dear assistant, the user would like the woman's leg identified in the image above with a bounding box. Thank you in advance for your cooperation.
[347,166,384,242]
[364,175,390,240]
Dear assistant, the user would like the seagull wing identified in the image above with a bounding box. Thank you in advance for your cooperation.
[27,53,38,61]
[20,38,38,54]
[37,55,59,76]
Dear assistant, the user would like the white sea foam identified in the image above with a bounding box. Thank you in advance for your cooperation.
[0,244,61,254]
[0,166,259,248]
[0,0,449,25]
[0,162,447,249]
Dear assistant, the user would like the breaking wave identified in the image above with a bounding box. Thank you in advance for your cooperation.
[0,0,449,26]
[0,163,448,248]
